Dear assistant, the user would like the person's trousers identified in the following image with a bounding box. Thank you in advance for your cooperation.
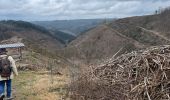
[0,79,11,98]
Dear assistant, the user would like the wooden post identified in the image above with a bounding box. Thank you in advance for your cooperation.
[19,47,22,59]
[50,60,54,84]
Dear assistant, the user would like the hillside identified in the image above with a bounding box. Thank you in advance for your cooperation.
[0,20,80,74]
[0,20,76,45]
[50,29,76,44]
[64,25,144,64]
[66,11,170,64]
[110,10,170,45]
[0,20,64,54]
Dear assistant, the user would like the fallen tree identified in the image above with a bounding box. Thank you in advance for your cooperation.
[69,45,170,100]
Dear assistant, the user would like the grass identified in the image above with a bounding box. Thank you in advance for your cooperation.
[12,71,70,100]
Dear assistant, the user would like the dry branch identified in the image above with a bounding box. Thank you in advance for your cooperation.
[69,45,170,100]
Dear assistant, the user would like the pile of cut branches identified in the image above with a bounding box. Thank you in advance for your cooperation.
[69,45,170,100]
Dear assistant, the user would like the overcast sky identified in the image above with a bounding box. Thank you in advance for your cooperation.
[0,0,169,21]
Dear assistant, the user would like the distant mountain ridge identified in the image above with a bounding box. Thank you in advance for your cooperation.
[32,19,113,36]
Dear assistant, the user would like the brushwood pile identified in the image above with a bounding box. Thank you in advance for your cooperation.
[69,45,170,100]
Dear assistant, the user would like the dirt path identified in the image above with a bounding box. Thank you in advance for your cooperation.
[137,26,170,42]
[13,71,70,100]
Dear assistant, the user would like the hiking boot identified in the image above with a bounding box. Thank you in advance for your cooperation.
[0,94,5,100]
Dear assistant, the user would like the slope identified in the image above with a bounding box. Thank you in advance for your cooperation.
[66,10,170,64]
[0,20,63,53]
[50,29,76,44]
[65,25,144,63]
[110,9,170,45]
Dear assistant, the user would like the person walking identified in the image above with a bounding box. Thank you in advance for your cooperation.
[0,48,18,100]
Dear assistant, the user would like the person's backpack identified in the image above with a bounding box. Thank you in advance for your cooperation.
[0,56,11,78]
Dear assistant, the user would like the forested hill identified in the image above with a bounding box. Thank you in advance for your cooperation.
[65,8,170,63]
[0,20,64,53]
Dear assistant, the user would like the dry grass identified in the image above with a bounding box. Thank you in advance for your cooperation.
[13,71,70,100]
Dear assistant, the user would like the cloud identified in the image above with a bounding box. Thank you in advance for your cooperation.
[0,0,169,21]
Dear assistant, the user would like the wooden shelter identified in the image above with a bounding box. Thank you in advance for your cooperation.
[0,43,25,59]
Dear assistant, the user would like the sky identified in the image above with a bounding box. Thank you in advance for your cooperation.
[0,0,169,21]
